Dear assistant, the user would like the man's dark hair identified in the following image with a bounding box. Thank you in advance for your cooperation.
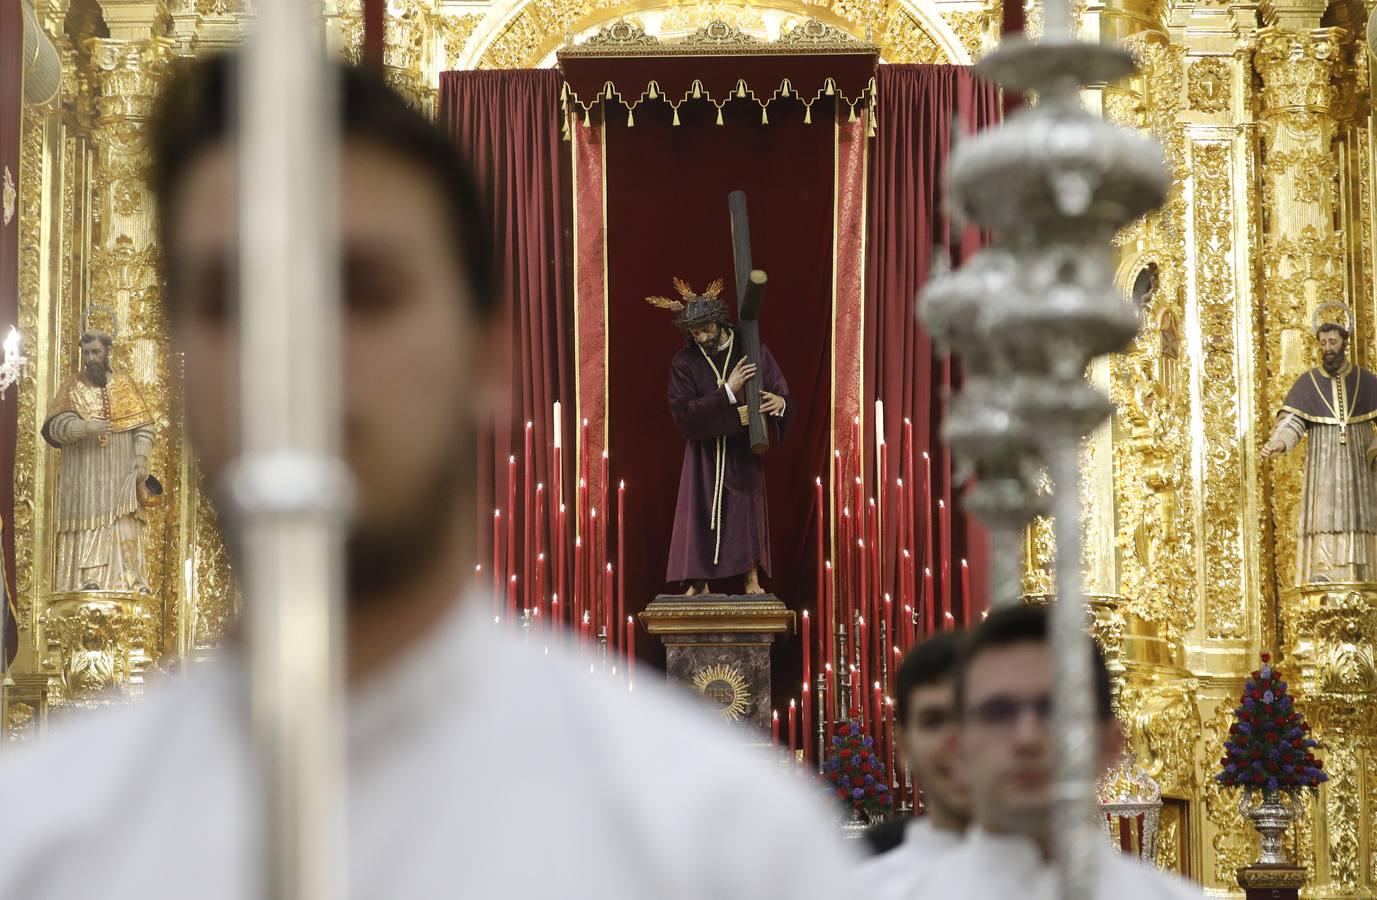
[955,604,1114,723]
[148,54,496,317]
[79,332,113,351]
[895,631,963,727]
[1317,321,1350,343]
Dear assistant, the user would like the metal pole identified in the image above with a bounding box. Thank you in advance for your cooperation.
[235,6,349,899]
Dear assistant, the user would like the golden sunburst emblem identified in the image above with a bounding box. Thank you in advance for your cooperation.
[691,664,751,721]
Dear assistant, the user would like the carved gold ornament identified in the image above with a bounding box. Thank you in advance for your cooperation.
[1187,57,1230,113]
[691,663,751,721]
[2,165,13,226]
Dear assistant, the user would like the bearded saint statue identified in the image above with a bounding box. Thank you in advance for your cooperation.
[647,278,791,596]
[1261,303,1377,584]
[42,324,156,593]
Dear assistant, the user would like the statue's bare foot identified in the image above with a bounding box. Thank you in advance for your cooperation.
[743,568,765,595]
[685,581,709,596]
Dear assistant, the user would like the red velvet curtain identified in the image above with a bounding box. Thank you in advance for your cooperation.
[599,93,842,701]
[438,69,574,604]
[864,64,1001,629]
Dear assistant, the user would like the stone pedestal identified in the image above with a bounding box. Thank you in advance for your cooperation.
[639,594,794,739]
[1237,865,1305,899]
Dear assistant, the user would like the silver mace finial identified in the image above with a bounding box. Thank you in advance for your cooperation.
[920,17,1168,900]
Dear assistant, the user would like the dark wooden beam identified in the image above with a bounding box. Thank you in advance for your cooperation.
[363,0,384,71]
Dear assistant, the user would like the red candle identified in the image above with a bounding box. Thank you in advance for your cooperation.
[772,709,780,746]
[857,540,868,664]
[849,665,860,718]
[589,507,599,626]
[788,699,798,762]
[581,609,591,646]
[523,422,533,600]
[872,681,882,737]
[573,535,584,625]
[884,696,895,787]
[939,500,951,626]
[535,552,546,630]
[579,478,589,612]
[802,680,813,767]
[841,507,853,636]
[814,476,824,653]
[581,418,590,504]
[882,593,893,687]
[507,455,518,619]
[923,452,935,600]
[857,615,869,717]
[625,615,635,687]
[492,509,502,613]
[824,560,835,678]
[557,504,568,625]
[868,499,879,653]
[923,566,935,634]
[824,663,835,745]
[603,562,613,643]
[961,558,972,620]
[617,480,626,654]
[944,611,955,632]
[900,548,913,647]
[802,610,812,690]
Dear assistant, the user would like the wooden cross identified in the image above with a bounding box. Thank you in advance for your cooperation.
[728,190,770,454]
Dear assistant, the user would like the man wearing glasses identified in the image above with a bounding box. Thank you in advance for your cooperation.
[912,605,1200,898]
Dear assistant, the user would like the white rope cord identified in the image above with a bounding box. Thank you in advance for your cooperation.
[696,330,735,566]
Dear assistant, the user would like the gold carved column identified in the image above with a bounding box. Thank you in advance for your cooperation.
[1255,22,1377,900]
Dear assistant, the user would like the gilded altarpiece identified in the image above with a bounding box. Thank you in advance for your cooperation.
[9,0,1377,894]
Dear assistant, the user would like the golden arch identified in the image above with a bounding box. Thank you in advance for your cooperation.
[459,0,976,71]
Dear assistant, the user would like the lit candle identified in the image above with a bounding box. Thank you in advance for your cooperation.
[524,422,534,604]
[508,456,518,619]
[535,552,546,630]
[884,695,895,788]
[849,665,860,718]
[857,540,868,662]
[581,609,591,646]
[872,681,882,738]
[590,507,599,626]
[772,709,780,746]
[4,326,19,361]
[939,499,951,627]
[824,560,835,679]
[788,699,798,762]
[626,615,636,687]
[617,479,626,656]
[923,451,934,592]
[492,509,502,611]
[814,476,824,670]
[857,615,869,717]
[802,680,813,768]
[574,535,584,625]
[901,548,913,649]
[557,504,568,625]
[924,566,935,634]
[581,417,591,498]
[802,609,812,690]
[825,662,835,746]
[604,562,613,643]
[944,611,955,632]
[961,558,972,620]
[883,593,893,685]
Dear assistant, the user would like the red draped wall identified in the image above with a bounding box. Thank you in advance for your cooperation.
[599,93,842,695]
[865,64,1001,628]
[439,69,574,606]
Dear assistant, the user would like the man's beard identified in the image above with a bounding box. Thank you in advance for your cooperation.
[1323,350,1345,375]
[343,423,472,604]
[85,364,109,387]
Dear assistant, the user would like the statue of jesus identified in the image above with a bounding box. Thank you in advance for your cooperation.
[648,278,790,595]
[42,328,155,593]
[1261,305,1377,584]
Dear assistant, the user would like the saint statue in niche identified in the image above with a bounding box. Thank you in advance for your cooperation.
[1262,302,1377,583]
[42,310,158,593]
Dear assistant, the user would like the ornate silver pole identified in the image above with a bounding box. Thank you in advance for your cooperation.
[234,7,349,899]
[921,10,1167,900]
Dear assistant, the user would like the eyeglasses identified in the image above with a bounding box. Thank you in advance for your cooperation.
[968,695,1054,729]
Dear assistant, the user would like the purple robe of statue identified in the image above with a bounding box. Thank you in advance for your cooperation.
[665,333,791,583]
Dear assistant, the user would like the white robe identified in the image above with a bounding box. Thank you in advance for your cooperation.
[909,827,1202,899]
[857,817,964,900]
[0,597,857,898]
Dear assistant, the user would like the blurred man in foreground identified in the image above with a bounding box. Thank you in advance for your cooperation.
[0,57,854,899]
[858,633,968,886]
[912,605,1200,899]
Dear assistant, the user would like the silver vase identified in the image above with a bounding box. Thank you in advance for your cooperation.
[1238,789,1300,866]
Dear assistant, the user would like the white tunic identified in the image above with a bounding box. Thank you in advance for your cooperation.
[910,828,1202,899]
[857,817,964,900]
[0,598,857,899]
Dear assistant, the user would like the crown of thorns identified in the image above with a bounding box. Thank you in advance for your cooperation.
[645,277,729,331]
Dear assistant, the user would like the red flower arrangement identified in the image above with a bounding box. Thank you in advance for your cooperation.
[1216,654,1327,793]
[821,721,893,819]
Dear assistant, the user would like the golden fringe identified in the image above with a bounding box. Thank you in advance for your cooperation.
[562,75,877,130]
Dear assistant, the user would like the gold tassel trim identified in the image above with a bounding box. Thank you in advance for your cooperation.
[716,106,724,126]
[804,104,812,124]
[672,106,680,126]
[761,107,769,125]
[557,78,877,130]
[626,108,634,127]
